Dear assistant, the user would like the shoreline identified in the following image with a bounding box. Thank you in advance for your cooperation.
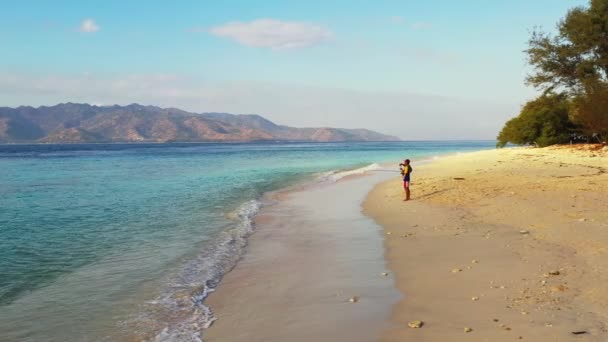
[203,169,400,341]
[364,145,608,341]
[199,149,494,341]
[138,162,391,342]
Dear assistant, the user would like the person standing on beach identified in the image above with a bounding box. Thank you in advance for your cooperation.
[400,159,412,201]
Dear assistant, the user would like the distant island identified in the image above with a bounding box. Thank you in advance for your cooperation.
[0,103,399,143]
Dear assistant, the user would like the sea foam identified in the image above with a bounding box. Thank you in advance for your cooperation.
[148,164,383,341]
[319,163,382,182]
[143,200,261,342]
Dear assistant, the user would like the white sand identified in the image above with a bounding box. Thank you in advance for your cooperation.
[364,145,608,341]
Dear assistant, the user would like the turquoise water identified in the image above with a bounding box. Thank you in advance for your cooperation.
[0,141,493,341]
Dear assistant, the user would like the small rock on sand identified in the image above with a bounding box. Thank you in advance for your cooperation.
[452,268,463,273]
[578,218,586,222]
[471,296,479,301]
[520,230,530,235]
[408,320,423,328]
[381,272,389,277]
[548,270,560,276]
[464,327,473,333]
[551,285,567,292]
[472,259,479,264]
[349,296,359,303]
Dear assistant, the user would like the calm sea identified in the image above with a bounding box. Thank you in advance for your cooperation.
[0,141,494,341]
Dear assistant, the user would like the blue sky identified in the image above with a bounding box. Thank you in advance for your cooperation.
[0,0,587,139]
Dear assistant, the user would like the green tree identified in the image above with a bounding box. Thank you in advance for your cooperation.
[497,95,574,147]
[527,0,608,92]
[526,0,608,141]
[571,85,608,142]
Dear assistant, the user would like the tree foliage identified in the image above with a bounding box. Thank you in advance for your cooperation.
[571,85,608,141]
[498,0,608,146]
[497,95,573,147]
[527,0,608,93]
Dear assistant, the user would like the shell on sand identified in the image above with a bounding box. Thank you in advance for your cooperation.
[408,320,423,328]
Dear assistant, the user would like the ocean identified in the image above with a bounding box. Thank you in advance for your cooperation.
[0,141,494,341]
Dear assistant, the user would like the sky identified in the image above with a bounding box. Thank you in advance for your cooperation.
[0,0,587,139]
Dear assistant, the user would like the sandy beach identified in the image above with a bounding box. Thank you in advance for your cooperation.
[364,145,608,341]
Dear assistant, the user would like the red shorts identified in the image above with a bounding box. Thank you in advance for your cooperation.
[403,180,410,189]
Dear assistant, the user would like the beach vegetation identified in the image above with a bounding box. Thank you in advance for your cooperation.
[499,0,608,146]
[497,94,574,147]
[526,0,608,94]
[571,85,608,142]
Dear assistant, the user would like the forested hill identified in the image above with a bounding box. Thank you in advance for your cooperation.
[0,103,399,143]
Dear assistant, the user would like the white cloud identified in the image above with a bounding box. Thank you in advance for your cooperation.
[208,19,333,50]
[79,19,100,33]
[0,71,517,140]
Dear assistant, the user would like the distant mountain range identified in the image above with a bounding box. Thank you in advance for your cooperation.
[0,103,399,143]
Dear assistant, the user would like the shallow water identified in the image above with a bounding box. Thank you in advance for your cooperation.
[0,141,493,341]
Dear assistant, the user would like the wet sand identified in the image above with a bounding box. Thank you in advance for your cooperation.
[364,145,608,341]
[204,172,400,341]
